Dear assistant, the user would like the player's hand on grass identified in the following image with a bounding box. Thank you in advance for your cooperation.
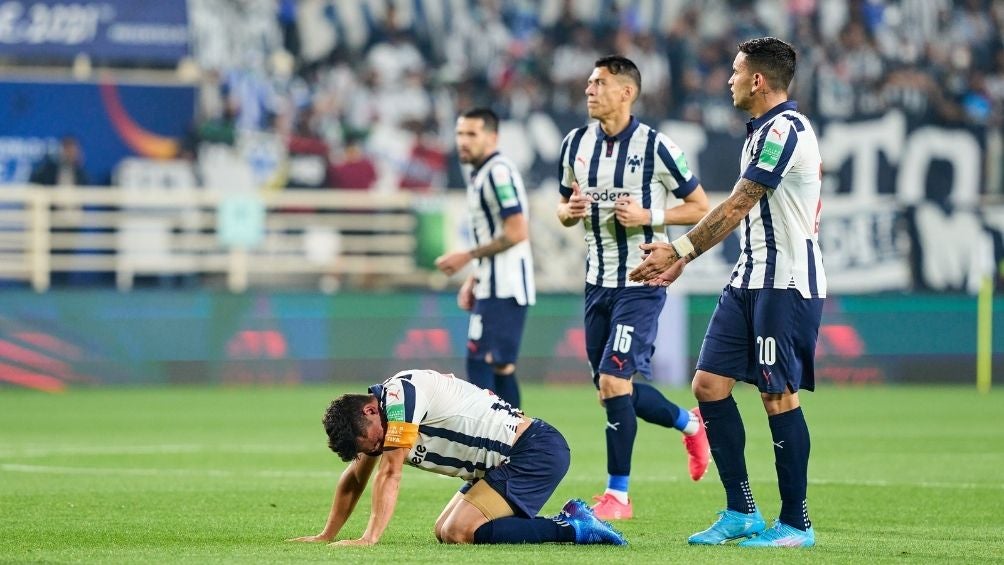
[614,196,649,227]
[629,242,684,286]
[329,538,376,547]
[287,534,333,543]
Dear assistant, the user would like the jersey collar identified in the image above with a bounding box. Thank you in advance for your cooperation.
[746,100,798,136]
[596,116,640,143]
[367,384,384,409]
[469,151,500,179]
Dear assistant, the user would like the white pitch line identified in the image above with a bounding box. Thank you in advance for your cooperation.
[0,443,319,459]
[2,463,1002,491]
[0,463,335,479]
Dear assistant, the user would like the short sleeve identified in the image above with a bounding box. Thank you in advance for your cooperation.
[655,136,699,198]
[558,129,580,198]
[489,163,522,217]
[382,375,425,449]
[742,118,798,189]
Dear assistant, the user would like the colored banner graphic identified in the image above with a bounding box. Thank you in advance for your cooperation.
[0,0,189,64]
[0,79,195,184]
[0,291,999,391]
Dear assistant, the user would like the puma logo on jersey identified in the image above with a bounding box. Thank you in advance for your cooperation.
[771,127,784,137]
[386,390,401,401]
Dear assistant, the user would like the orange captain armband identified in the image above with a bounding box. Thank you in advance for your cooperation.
[384,421,419,449]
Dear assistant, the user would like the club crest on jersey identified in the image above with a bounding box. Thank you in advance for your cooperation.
[627,154,643,173]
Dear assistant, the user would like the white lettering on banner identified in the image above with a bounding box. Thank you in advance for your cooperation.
[818,110,982,205]
[819,111,905,200]
[912,204,996,293]
[0,2,108,45]
[0,136,55,183]
[897,128,981,206]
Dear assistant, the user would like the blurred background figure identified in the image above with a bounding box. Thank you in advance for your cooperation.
[30,136,88,186]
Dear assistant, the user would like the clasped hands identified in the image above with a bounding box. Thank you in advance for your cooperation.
[629,241,687,287]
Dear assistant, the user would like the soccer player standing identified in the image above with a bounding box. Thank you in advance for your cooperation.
[630,37,825,548]
[556,55,711,520]
[435,109,535,408]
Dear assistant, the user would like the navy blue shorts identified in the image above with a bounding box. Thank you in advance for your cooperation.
[468,297,528,365]
[584,283,666,385]
[697,286,824,393]
[460,419,570,518]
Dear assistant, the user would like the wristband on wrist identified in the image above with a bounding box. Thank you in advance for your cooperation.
[649,208,665,226]
[671,235,695,258]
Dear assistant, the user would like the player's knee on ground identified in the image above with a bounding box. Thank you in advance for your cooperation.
[439,519,479,544]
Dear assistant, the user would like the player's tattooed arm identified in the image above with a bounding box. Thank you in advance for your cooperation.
[629,178,767,284]
[683,178,767,261]
[470,233,515,259]
[435,213,527,275]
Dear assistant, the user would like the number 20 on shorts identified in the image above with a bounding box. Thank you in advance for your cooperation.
[756,335,776,365]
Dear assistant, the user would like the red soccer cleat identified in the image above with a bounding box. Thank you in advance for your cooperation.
[683,408,711,481]
[591,493,633,520]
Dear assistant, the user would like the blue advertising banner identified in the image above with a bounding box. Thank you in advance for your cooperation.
[0,79,195,185]
[0,0,189,64]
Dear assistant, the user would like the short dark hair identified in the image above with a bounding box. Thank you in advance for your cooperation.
[322,394,374,462]
[461,108,499,133]
[738,37,796,91]
[595,55,642,95]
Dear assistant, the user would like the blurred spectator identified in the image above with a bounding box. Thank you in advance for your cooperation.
[328,136,377,190]
[398,121,447,193]
[30,136,88,186]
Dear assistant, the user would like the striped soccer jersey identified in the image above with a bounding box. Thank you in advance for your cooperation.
[371,369,524,481]
[466,152,536,305]
[733,100,827,299]
[558,117,699,287]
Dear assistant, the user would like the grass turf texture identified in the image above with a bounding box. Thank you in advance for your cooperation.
[1,384,1002,564]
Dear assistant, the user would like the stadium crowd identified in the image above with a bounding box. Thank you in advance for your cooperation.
[182,0,1004,192]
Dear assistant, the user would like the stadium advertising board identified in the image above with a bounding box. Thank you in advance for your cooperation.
[0,0,189,64]
[0,291,998,391]
[0,79,195,185]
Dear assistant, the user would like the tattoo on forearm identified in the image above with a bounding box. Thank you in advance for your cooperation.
[683,178,767,260]
[471,234,514,259]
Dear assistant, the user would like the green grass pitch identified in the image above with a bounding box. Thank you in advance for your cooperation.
[1,384,1002,563]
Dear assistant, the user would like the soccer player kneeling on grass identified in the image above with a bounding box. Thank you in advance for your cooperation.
[289,369,627,546]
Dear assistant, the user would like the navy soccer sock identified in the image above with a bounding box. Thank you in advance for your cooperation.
[466,358,495,391]
[769,407,812,530]
[604,394,637,478]
[472,516,576,544]
[493,370,521,409]
[631,382,686,429]
[699,395,756,514]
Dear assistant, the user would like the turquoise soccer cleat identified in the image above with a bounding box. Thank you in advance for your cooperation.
[737,520,815,547]
[558,499,628,545]
[687,509,767,545]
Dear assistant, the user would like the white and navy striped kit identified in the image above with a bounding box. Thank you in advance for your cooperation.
[733,101,827,299]
[371,369,525,481]
[558,117,699,287]
[466,152,536,305]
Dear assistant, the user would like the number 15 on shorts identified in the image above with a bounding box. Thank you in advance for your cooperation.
[614,324,634,354]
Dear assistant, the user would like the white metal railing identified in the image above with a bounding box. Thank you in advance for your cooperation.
[0,186,422,292]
